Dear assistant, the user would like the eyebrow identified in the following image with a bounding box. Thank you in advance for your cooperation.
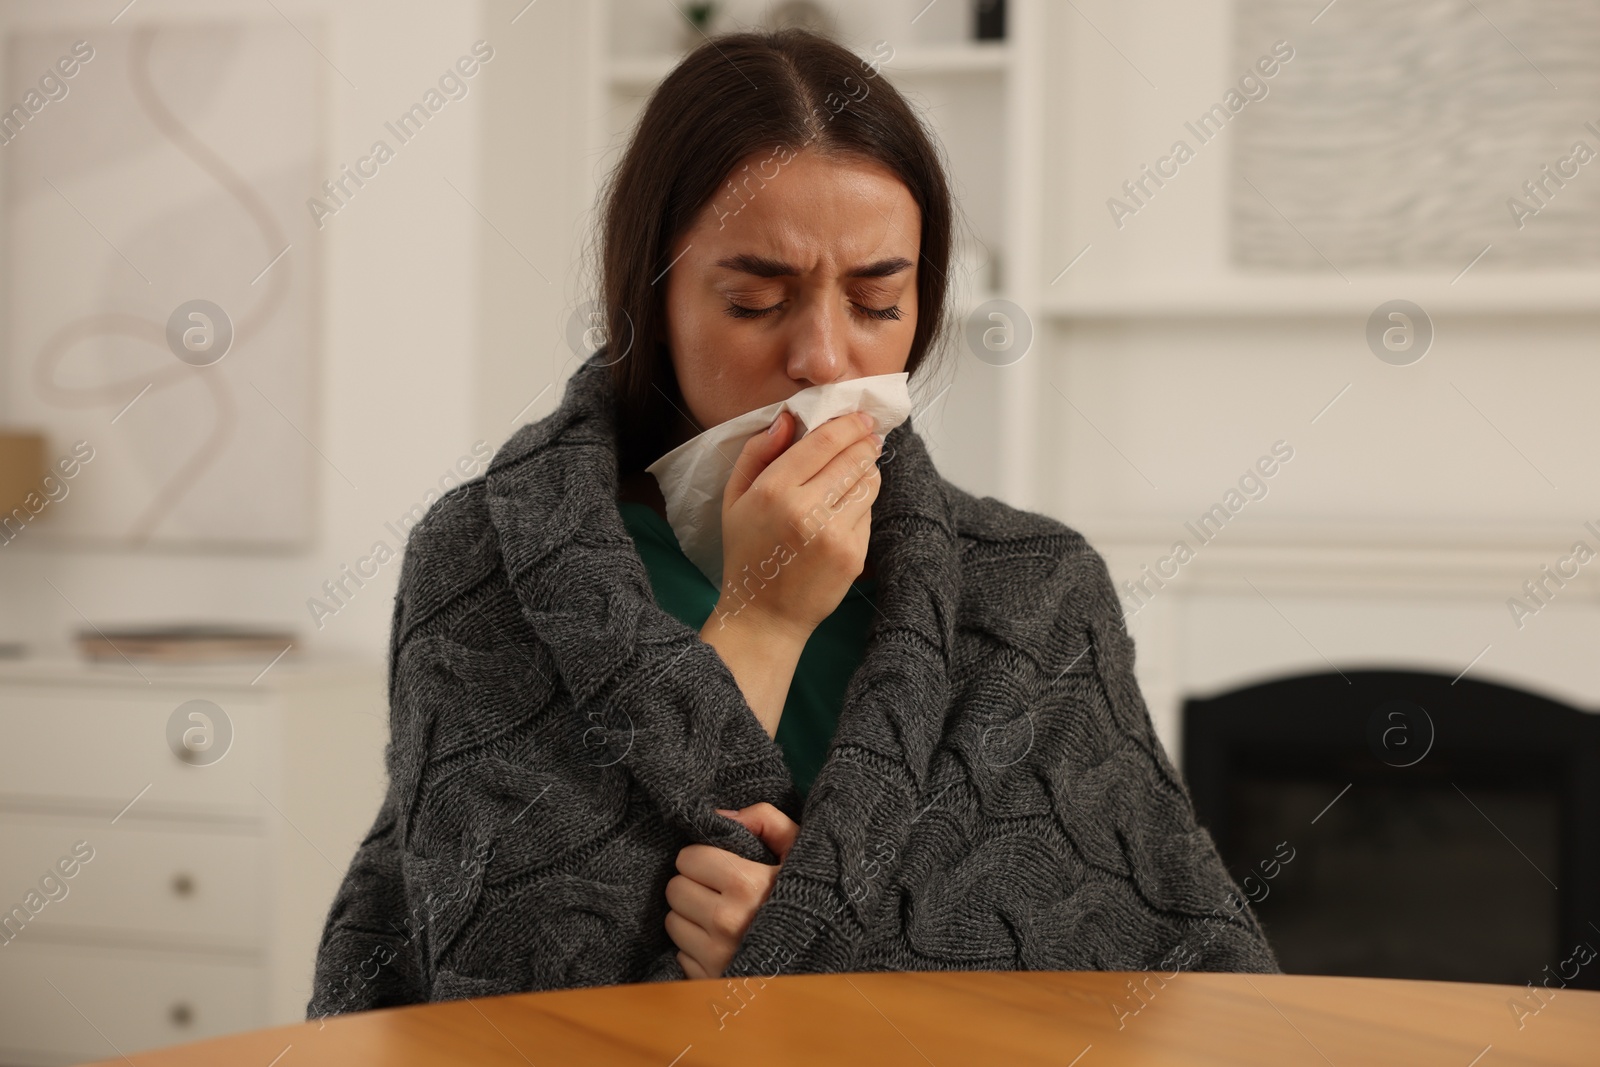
[713,253,914,280]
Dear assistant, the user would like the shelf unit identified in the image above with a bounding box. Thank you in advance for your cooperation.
[584,0,1048,504]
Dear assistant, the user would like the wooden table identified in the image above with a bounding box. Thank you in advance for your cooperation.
[81,970,1599,1065]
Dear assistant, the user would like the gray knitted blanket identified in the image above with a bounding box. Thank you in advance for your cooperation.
[307,353,1280,1018]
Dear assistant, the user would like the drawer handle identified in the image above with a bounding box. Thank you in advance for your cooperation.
[170,872,196,897]
[169,1001,194,1028]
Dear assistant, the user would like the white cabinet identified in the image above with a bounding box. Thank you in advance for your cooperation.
[0,656,386,1066]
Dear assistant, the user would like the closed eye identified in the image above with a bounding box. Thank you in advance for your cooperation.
[724,301,903,321]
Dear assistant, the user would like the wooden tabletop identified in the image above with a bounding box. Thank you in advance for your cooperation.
[82,970,1598,1066]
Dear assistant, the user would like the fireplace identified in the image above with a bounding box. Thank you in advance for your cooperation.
[1182,669,1600,989]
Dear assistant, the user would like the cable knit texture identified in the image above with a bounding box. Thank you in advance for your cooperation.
[306,352,1280,1018]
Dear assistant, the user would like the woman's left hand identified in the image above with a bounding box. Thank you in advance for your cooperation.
[666,802,800,980]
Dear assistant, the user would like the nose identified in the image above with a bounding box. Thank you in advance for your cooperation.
[784,290,849,387]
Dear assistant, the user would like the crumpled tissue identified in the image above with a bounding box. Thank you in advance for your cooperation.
[644,372,913,592]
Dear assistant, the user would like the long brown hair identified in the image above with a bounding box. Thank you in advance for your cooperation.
[593,28,956,475]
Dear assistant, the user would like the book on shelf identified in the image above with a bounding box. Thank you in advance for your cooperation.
[75,624,298,664]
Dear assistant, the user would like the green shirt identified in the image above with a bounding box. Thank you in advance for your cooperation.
[617,500,877,799]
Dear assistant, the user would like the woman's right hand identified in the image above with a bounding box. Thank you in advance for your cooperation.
[711,407,883,643]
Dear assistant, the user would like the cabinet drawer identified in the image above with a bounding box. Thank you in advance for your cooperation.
[0,940,264,1065]
[0,816,266,950]
[0,688,272,815]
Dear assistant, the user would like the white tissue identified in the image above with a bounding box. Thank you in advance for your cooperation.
[643,372,913,592]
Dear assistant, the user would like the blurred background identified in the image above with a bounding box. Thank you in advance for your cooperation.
[0,0,1597,1061]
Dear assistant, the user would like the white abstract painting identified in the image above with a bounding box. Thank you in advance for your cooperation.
[3,21,321,547]
[1232,0,1600,272]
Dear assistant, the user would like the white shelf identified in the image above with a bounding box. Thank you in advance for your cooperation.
[607,41,1012,92]
[1039,273,1600,319]
[877,41,1012,75]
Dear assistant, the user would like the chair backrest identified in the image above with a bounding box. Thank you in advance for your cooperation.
[1182,668,1600,989]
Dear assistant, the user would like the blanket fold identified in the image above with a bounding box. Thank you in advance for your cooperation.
[307,351,1279,1018]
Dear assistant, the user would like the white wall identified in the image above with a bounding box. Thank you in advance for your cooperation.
[470,0,1600,764]
[1032,0,1600,749]
[0,0,485,666]
[472,0,596,447]
[6,0,1592,744]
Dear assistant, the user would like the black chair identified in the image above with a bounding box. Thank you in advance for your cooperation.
[1182,669,1600,989]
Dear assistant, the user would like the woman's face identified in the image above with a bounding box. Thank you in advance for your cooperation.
[660,147,920,445]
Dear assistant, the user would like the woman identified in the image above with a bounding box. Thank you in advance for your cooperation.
[308,28,1278,1018]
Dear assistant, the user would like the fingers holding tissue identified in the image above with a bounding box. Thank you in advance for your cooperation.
[644,372,913,592]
